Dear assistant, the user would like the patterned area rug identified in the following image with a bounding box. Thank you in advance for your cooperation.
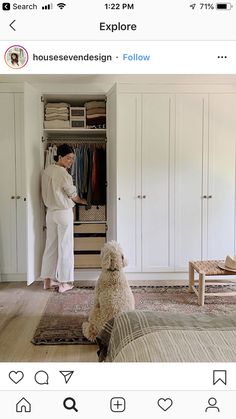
[31,285,236,345]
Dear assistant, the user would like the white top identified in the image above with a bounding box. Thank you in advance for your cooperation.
[41,164,77,210]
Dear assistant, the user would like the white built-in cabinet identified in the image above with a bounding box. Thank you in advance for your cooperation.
[142,94,175,272]
[112,93,174,272]
[108,88,236,273]
[207,94,236,259]
[1,82,236,282]
[174,94,208,269]
[175,94,236,269]
[0,92,26,278]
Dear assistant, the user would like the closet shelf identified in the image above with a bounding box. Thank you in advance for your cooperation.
[43,128,106,134]
[74,221,107,225]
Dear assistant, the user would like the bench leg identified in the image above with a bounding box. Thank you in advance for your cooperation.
[198,273,205,306]
[189,262,195,293]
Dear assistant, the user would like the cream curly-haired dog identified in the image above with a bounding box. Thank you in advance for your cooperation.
[82,240,135,342]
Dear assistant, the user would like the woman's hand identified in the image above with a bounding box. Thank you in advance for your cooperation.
[79,198,88,205]
[72,196,88,205]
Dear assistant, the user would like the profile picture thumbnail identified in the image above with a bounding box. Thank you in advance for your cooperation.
[4,45,28,69]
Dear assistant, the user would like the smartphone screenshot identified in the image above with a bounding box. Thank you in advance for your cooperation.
[0,1,236,417]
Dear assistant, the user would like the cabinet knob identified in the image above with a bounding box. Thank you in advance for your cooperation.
[208,195,212,199]
[11,196,15,199]
[118,197,121,200]
[142,195,146,199]
[137,195,141,198]
[202,195,207,199]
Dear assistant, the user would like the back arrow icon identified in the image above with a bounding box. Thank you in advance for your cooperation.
[9,20,16,31]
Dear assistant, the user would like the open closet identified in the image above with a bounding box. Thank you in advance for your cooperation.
[42,93,107,269]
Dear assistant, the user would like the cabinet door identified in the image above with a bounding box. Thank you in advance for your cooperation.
[15,93,27,273]
[207,94,236,259]
[116,94,142,272]
[24,83,44,284]
[141,94,174,271]
[0,93,17,274]
[175,94,208,269]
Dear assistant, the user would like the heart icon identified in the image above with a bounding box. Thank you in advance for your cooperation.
[157,398,173,411]
[9,371,24,384]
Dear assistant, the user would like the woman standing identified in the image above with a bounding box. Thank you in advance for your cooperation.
[40,144,87,293]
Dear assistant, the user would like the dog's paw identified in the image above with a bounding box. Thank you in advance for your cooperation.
[85,332,97,343]
[82,322,89,337]
[82,322,98,342]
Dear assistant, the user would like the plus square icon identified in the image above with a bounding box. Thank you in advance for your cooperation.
[110,397,126,412]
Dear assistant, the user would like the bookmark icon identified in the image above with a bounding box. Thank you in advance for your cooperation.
[213,370,227,385]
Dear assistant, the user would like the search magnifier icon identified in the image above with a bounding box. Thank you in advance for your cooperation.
[63,397,78,412]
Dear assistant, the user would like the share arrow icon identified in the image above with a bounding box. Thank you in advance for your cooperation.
[59,370,74,384]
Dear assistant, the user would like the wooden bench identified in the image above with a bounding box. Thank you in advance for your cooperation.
[189,260,236,306]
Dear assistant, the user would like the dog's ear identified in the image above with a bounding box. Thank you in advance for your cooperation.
[101,247,112,270]
[122,255,128,267]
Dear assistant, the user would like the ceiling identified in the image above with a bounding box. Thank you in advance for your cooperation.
[1,74,236,85]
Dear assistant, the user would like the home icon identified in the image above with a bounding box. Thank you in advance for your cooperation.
[16,397,31,413]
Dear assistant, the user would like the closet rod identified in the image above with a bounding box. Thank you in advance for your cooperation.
[46,137,106,143]
[47,142,107,148]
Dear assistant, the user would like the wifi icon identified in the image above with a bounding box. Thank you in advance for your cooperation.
[57,2,66,9]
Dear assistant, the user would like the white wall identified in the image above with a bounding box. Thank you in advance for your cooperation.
[2,74,236,87]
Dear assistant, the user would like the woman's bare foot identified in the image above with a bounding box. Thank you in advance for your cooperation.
[43,278,59,290]
[58,283,74,293]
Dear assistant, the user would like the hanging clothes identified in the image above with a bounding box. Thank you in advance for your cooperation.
[44,145,57,167]
[91,146,106,205]
[46,140,106,218]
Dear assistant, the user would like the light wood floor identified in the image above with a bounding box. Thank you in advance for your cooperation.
[0,279,188,362]
[0,282,98,362]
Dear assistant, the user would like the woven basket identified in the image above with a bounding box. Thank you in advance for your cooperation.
[79,205,106,221]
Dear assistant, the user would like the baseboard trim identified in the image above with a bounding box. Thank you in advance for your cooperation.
[1,270,229,285]
[1,273,27,282]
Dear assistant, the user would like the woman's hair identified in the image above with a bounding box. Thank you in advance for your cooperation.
[54,143,75,162]
[11,53,19,65]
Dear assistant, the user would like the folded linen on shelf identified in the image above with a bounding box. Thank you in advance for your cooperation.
[86,113,106,119]
[84,100,106,110]
[45,114,69,121]
[86,108,106,116]
[46,102,70,108]
[46,109,69,114]
[44,120,70,129]
[45,102,70,124]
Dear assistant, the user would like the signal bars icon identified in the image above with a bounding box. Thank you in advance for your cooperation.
[57,2,66,9]
[42,3,53,9]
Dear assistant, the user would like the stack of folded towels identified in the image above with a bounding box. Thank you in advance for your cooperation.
[44,102,70,129]
[84,100,106,129]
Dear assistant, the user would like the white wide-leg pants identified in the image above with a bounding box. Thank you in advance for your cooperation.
[41,208,74,283]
